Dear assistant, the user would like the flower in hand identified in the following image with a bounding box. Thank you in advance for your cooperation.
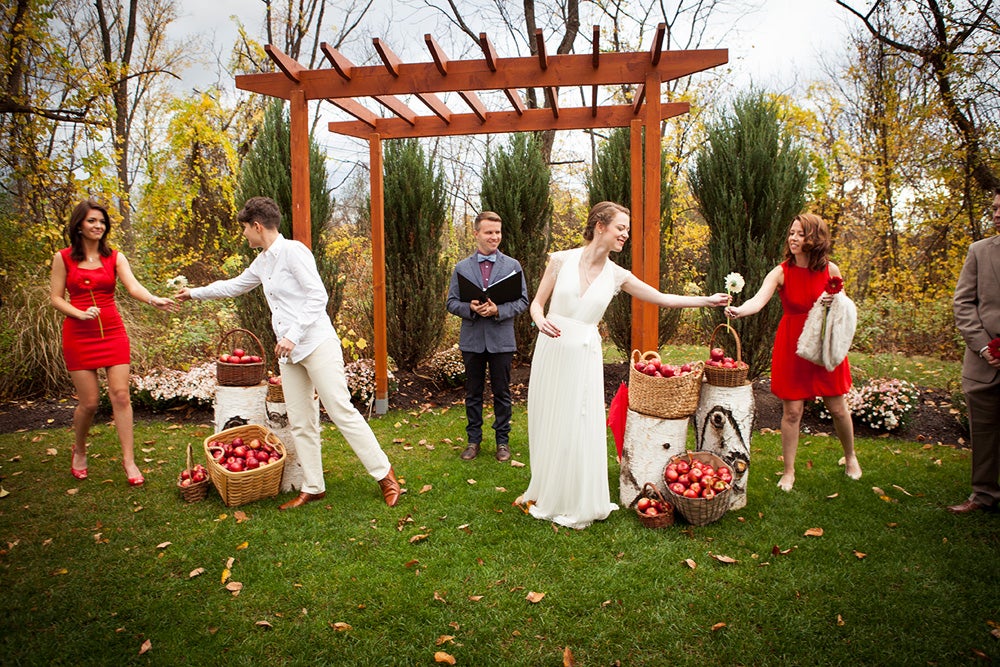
[826,276,844,295]
[724,272,745,295]
[988,337,1000,358]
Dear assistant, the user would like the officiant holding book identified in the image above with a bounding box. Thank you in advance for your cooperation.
[447,211,529,462]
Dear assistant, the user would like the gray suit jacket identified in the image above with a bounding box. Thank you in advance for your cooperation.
[954,235,1000,387]
[446,251,529,354]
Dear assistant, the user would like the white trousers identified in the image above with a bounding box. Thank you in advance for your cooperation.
[280,338,391,494]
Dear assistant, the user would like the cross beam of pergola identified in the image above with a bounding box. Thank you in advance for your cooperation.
[236,24,727,414]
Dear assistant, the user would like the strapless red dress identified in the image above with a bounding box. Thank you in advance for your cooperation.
[769,261,851,400]
[60,248,131,371]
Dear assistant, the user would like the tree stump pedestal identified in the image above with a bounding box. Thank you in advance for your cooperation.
[693,382,754,510]
[619,410,689,508]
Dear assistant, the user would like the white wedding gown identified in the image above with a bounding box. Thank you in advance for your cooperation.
[522,248,630,529]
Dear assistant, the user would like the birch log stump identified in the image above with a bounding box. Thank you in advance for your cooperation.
[693,383,754,510]
[214,384,267,432]
[265,397,317,493]
[619,409,689,508]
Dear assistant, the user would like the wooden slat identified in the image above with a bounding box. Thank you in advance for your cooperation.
[415,92,452,123]
[425,34,449,76]
[320,42,353,80]
[237,50,729,100]
[534,29,548,70]
[327,98,377,128]
[458,90,487,122]
[545,87,559,118]
[504,88,526,115]
[328,102,690,139]
[650,23,666,66]
[632,84,645,114]
[265,45,304,83]
[373,95,418,125]
[373,38,402,77]
[479,33,499,72]
[289,89,311,245]
[592,25,600,69]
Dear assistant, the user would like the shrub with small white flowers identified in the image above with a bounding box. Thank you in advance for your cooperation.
[131,362,217,408]
[344,358,397,406]
[428,345,466,387]
[811,377,919,432]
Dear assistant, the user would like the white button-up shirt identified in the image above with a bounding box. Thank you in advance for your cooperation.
[190,235,336,363]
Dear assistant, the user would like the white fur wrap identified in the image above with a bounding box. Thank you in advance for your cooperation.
[796,292,857,371]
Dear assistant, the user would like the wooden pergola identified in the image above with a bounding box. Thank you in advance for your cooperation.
[236,25,727,414]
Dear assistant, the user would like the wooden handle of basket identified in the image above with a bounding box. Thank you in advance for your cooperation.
[642,481,667,504]
[217,328,267,359]
[631,349,662,365]
[185,442,194,474]
[709,323,743,363]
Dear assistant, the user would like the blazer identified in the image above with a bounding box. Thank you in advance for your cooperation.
[446,251,529,354]
[954,235,1000,387]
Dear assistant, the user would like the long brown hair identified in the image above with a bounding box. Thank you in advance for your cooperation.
[67,199,113,263]
[783,213,830,271]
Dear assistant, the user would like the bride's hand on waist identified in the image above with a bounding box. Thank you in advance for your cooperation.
[536,318,561,338]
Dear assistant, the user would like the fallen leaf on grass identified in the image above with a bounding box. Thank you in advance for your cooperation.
[139,639,152,655]
[563,646,576,666]
[683,559,697,569]
[837,614,845,626]
[772,545,796,556]
[495,486,507,492]
[972,648,989,660]
[804,527,824,537]
[826,493,839,499]
[221,568,231,584]
[711,622,727,631]
[397,515,415,531]
[509,459,525,468]
[236,541,249,551]
[226,557,235,568]
[871,486,885,496]
[710,553,737,564]
[409,533,429,544]
[419,484,433,494]
[434,652,456,665]
[330,622,352,631]
[991,628,1000,639]
[468,595,483,602]
[892,484,915,497]
[436,635,455,646]
[433,591,447,603]
[225,581,243,594]
[467,479,477,485]
[157,542,171,550]
[46,448,58,456]
[234,510,248,523]
[457,524,472,534]
[66,488,79,495]
[853,550,867,559]
[526,591,546,603]
[0,486,8,498]
[404,559,419,568]
[189,568,205,578]
[255,620,272,629]
[51,568,68,576]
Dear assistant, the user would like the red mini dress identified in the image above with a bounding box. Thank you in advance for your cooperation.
[60,248,131,371]
[769,261,851,401]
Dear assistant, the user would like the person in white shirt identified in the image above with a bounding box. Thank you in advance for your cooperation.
[175,197,400,509]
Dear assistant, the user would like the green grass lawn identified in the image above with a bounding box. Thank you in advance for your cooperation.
[1,399,996,665]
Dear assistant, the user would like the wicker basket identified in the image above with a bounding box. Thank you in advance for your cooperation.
[265,379,284,403]
[178,443,211,503]
[635,482,675,529]
[704,324,750,387]
[216,328,266,387]
[627,350,704,419]
[203,424,286,507]
[663,451,731,526]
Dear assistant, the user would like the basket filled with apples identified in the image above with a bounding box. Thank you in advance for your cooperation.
[663,451,733,526]
[177,443,211,503]
[634,482,675,529]
[216,328,266,387]
[628,350,704,419]
[203,424,286,507]
[265,374,284,403]
[703,324,749,387]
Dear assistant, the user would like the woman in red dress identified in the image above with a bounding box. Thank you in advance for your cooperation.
[49,199,178,485]
[726,213,861,491]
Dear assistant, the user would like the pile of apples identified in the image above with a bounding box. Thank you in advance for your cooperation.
[664,457,733,500]
[267,375,282,386]
[206,435,282,473]
[178,463,208,487]
[705,347,747,370]
[219,347,262,364]
[633,357,697,379]
[636,495,671,519]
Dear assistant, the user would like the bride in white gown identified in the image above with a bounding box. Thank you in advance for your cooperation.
[519,202,729,529]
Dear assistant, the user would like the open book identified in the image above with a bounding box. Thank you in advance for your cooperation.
[457,269,523,305]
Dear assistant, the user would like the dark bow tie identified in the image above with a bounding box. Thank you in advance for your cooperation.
[477,253,497,263]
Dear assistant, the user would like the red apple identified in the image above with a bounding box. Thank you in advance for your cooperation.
[645,506,659,517]
[675,460,690,474]
[689,482,702,496]
[637,497,652,512]
[232,348,245,358]
[710,347,725,361]
[180,469,191,480]
[664,466,679,483]
[248,438,261,450]
[669,482,686,495]
[228,460,244,472]
[713,479,729,492]
[683,488,699,499]
[689,467,704,481]
[702,487,716,500]
[680,363,692,373]
[233,445,248,458]
[179,478,192,487]
[219,354,231,363]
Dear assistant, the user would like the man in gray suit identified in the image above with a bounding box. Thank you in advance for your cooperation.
[949,188,1000,514]
[446,211,529,462]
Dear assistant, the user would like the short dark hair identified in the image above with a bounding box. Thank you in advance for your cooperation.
[237,197,282,230]
[584,201,629,241]
[67,199,112,262]
[474,211,502,231]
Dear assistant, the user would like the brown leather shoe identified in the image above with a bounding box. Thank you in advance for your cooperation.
[378,467,400,507]
[278,491,326,510]
[460,443,480,460]
[495,443,511,462]
[946,498,994,514]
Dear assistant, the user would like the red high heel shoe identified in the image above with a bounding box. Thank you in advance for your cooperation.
[70,446,87,480]
[123,463,144,487]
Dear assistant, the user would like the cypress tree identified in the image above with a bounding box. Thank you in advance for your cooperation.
[383,138,449,370]
[688,91,810,378]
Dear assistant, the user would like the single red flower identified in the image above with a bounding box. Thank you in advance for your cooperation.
[988,337,1000,357]
[826,276,844,295]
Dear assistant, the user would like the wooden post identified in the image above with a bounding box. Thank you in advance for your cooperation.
[289,90,312,246]
[639,73,661,354]
[370,134,389,414]
[629,118,644,354]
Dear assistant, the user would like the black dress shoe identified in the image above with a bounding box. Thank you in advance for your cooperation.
[946,499,994,514]
[495,444,511,462]
[460,443,480,460]
[279,491,326,510]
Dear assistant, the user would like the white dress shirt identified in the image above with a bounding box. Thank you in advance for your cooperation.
[190,235,336,363]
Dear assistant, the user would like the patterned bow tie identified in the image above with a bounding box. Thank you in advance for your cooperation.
[477,253,497,263]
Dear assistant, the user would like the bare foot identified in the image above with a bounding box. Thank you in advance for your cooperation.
[777,474,794,492]
[838,455,863,480]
